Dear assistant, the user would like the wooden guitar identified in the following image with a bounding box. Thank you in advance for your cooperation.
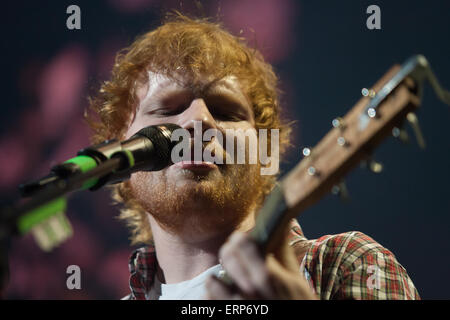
[240,55,450,258]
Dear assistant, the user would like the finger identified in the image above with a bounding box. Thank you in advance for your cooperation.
[225,231,313,299]
[220,232,273,298]
[205,275,243,300]
[219,242,258,297]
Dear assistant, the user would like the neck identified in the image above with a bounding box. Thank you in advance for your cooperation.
[149,213,255,284]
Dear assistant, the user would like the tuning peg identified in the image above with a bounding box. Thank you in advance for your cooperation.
[331,180,350,202]
[361,88,376,98]
[362,88,379,118]
[392,127,410,144]
[302,147,311,157]
[406,112,426,149]
[332,117,346,130]
[302,147,320,176]
[361,158,384,173]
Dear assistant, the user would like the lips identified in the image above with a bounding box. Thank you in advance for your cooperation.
[173,160,218,171]
[173,140,222,171]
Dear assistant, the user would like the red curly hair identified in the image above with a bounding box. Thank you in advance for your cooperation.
[85,12,292,245]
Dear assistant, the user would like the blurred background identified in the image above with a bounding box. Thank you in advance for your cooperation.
[0,0,449,299]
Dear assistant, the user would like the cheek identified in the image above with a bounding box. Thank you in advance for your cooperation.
[129,170,163,194]
[225,124,257,156]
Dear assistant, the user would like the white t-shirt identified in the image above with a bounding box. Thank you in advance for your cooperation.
[148,264,224,300]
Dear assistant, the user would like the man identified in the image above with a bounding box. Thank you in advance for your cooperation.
[86,12,419,300]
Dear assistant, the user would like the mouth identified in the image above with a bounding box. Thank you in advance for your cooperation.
[171,141,222,172]
[172,160,218,172]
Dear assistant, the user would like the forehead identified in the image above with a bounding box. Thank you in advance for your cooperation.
[140,71,249,105]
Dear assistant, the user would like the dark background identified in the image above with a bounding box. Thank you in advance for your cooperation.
[0,0,449,299]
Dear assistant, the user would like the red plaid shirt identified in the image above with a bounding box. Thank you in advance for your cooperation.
[125,219,420,300]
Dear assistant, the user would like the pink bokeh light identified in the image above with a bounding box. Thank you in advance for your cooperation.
[217,0,297,63]
[108,0,157,13]
[96,40,121,78]
[56,217,102,272]
[6,234,65,299]
[49,118,91,165]
[96,248,131,298]
[38,44,89,139]
[0,135,28,190]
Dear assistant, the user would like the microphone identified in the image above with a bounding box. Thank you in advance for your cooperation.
[19,123,181,196]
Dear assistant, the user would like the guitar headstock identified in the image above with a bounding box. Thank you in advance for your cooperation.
[283,64,420,211]
[252,55,450,253]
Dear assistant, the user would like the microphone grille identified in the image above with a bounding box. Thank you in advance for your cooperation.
[134,123,181,171]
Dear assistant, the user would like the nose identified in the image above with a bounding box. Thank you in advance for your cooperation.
[178,98,217,135]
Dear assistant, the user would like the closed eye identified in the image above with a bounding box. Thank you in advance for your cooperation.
[211,110,245,122]
[205,96,250,122]
[143,89,192,116]
[147,106,184,117]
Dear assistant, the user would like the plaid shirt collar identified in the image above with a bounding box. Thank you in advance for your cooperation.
[127,220,307,300]
[128,245,158,300]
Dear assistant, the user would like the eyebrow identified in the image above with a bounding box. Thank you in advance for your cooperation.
[207,84,250,108]
[140,86,187,110]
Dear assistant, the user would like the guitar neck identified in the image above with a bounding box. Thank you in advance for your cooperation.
[250,64,420,253]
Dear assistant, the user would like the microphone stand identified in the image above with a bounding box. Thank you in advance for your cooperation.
[0,154,127,294]
[0,123,180,296]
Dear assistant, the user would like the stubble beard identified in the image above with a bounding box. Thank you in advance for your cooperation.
[129,162,271,239]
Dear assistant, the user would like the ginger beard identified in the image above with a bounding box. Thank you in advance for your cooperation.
[128,147,270,239]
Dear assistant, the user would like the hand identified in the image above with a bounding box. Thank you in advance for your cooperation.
[205,230,318,300]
